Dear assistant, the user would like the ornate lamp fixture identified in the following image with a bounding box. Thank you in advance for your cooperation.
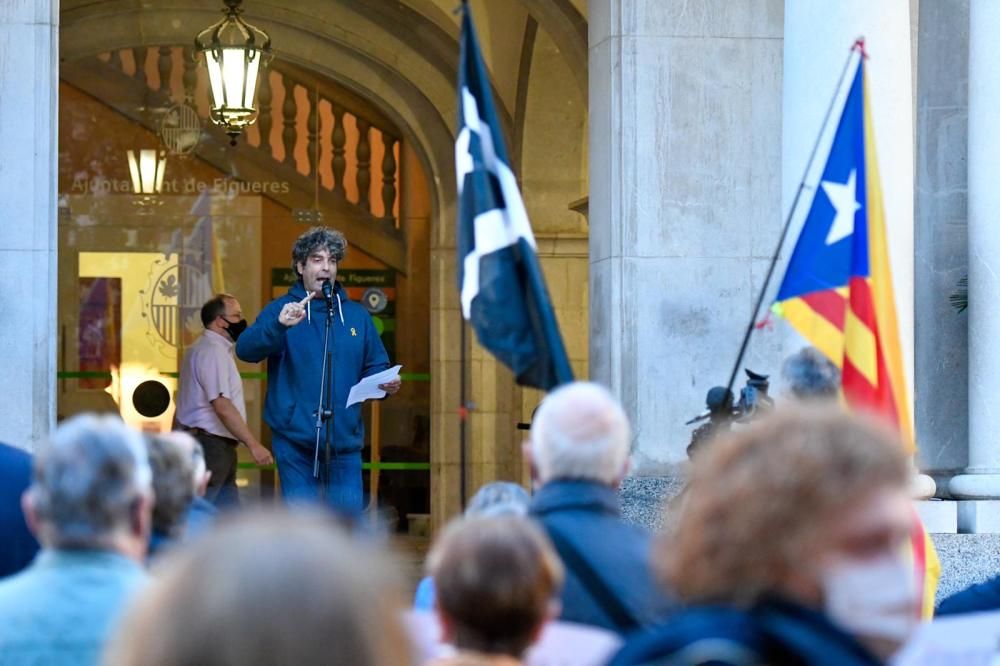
[127,148,167,202]
[195,0,272,144]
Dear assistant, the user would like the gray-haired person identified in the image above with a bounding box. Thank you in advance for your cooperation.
[782,346,841,400]
[146,432,200,558]
[527,382,676,634]
[0,414,153,665]
[236,227,400,514]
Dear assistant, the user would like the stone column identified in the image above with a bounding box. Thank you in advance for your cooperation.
[949,0,1000,529]
[588,0,784,473]
[0,1,59,451]
[914,1,969,488]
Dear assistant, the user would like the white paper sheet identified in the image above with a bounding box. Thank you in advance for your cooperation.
[346,365,402,407]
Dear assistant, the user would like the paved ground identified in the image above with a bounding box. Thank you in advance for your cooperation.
[390,533,431,597]
[619,476,1000,605]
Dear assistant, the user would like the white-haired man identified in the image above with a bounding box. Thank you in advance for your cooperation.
[0,414,153,665]
[527,382,675,634]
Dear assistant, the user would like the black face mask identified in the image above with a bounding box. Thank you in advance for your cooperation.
[224,318,248,342]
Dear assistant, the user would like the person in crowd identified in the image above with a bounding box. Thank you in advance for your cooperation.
[146,433,198,557]
[428,516,563,666]
[0,414,153,666]
[414,481,531,610]
[104,510,411,666]
[184,433,218,539]
[782,346,841,400]
[236,227,400,513]
[780,347,941,621]
[175,293,273,508]
[936,576,1000,615]
[611,406,921,666]
[0,442,39,579]
[527,381,675,634]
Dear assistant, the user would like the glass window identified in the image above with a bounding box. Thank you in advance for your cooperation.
[59,45,429,519]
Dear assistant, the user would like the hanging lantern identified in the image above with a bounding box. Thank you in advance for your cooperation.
[127,148,167,196]
[195,0,272,144]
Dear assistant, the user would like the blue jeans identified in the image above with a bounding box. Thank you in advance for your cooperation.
[271,433,363,516]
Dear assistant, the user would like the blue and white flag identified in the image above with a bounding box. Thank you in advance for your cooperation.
[456,4,573,391]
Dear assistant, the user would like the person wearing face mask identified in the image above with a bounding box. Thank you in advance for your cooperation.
[236,227,400,514]
[611,406,921,666]
[175,294,274,507]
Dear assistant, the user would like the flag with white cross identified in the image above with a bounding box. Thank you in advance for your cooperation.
[455,3,573,391]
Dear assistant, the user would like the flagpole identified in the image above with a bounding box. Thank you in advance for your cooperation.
[456,0,469,513]
[724,40,864,399]
[458,312,468,511]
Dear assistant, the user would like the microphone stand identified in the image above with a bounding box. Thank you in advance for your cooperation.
[312,291,335,501]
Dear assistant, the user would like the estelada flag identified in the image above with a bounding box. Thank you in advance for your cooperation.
[772,43,939,618]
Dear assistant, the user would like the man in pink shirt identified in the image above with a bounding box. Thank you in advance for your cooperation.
[175,294,273,507]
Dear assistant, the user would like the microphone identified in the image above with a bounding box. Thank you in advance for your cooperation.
[321,278,333,304]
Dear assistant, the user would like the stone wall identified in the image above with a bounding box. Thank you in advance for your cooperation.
[0,1,59,450]
[915,0,970,482]
[589,0,786,474]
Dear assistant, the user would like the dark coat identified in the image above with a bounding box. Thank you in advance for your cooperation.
[0,443,39,579]
[937,575,1000,616]
[528,479,675,634]
[609,597,884,666]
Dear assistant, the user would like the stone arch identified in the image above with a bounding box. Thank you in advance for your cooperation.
[60,0,591,523]
[61,1,459,228]
[61,0,470,522]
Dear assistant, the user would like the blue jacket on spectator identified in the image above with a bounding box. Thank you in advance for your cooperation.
[0,550,146,665]
[610,596,883,666]
[0,442,39,579]
[186,496,218,539]
[529,479,675,633]
[937,576,1000,616]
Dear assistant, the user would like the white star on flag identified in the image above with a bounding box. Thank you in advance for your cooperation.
[821,169,860,246]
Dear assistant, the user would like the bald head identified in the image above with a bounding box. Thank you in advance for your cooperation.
[529,382,631,486]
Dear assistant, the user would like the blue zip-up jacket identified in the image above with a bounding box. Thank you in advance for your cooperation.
[235,280,390,452]
[610,597,883,666]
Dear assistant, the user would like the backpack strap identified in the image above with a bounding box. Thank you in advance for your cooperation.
[545,523,642,633]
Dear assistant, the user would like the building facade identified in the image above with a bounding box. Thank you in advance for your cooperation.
[0,0,989,531]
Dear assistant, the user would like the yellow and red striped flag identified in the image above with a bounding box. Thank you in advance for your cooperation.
[772,43,939,618]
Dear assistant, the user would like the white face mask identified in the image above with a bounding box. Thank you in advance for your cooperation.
[821,554,921,644]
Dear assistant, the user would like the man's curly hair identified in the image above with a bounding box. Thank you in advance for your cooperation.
[292,227,348,276]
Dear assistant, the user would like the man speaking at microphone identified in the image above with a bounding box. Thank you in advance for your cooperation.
[236,227,401,513]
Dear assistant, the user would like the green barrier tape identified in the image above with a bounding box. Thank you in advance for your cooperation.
[364,462,431,471]
[60,371,425,382]
[160,371,270,380]
[58,371,271,380]
[400,373,430,382]
[57,371,112,379]
[237,462,430,471]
